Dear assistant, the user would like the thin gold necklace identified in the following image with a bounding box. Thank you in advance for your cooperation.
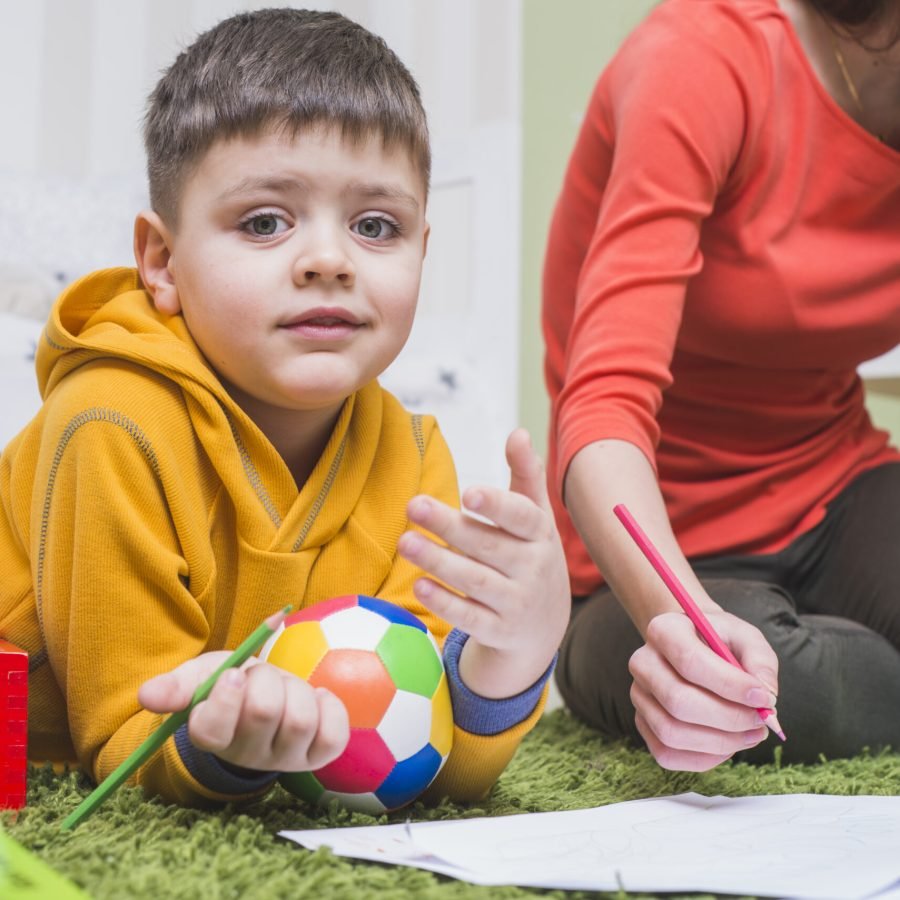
[829,31,864,113]
[828,29,886,142]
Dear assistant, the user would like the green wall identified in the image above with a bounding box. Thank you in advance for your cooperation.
[864,385,900,439]
[519,0,658,455]
[519,0,900,451]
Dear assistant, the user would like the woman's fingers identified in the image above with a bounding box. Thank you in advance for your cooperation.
[631,678,768,756]
[642,613,778,709]
[634,710,739,772]
[629,619,771,768]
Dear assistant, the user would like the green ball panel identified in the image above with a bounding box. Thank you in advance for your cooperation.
[280,770,325,803]
[376,625,443,697]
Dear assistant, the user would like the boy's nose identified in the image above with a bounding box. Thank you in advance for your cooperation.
[293,238,356,287]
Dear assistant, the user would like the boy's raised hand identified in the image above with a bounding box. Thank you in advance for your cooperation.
[138,654,349,773]
[398,428,570,699]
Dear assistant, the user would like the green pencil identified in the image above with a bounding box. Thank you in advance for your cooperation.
[60,605,291,831]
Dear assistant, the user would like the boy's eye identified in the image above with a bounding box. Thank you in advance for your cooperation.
[353,216,399,240]
[253,215,279,235]
[240,212,289,238]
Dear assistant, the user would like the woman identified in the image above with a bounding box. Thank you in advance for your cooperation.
[544,0,900,771]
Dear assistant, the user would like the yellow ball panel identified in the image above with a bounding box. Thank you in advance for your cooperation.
[429,672,454,757]
[265,621,328,680]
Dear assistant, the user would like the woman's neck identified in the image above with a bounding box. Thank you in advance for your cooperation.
[781,0,900,148]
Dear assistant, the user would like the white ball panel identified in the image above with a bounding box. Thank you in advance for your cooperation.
[319,790,387,815]
[377,690,433,760]
[320,607,392,650]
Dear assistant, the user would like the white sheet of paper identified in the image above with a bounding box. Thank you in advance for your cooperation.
[870,884,900,900]
[280,792,900,899]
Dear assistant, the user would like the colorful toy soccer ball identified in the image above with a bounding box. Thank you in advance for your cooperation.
[259,595,453,814]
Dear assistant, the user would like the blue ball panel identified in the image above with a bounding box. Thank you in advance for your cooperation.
[374,743,443,810]
[358,596,426,632]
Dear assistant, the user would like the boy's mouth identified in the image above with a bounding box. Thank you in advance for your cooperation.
[280,307,362,340]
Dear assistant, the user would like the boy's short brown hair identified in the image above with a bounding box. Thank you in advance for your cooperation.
[144,8,430,225]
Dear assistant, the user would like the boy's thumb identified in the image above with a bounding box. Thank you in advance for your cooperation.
[506,428,547,504]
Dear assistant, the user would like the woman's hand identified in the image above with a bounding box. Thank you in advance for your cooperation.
[629,610,779,770]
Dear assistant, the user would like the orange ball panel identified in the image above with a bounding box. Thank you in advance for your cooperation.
[309,649,395,728]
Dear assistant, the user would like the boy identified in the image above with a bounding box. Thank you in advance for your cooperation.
[0,9,569,808]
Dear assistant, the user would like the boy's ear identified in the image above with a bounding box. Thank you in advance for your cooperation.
[134,210,181,315]
[422,221,430,259]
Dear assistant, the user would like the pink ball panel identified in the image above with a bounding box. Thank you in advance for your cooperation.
[316,729,396,793]
[287,595,359,626]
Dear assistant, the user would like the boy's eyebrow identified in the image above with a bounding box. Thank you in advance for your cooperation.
[216,176,420,211]
[343,180,421,212]
[216,176,305,202]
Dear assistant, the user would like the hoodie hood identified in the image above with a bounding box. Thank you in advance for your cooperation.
[37,267,216,401]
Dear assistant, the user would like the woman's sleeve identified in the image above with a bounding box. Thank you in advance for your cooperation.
[548,5,767,492]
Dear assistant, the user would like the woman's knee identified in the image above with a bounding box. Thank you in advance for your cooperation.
[706,602,900,763]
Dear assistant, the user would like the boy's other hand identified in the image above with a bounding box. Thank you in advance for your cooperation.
[398,428,571,699]
[138,654,349,773]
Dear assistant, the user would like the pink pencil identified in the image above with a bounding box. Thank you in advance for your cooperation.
[613,503,786,741]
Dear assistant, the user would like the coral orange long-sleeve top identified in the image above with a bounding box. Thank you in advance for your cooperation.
[542,0,900,595]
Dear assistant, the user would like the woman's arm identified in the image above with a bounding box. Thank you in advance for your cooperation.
[565,439,780,771]
[566,440,702,633]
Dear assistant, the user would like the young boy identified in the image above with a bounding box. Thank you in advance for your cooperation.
[0,9,569,808]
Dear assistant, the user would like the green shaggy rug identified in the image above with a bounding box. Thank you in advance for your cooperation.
[4,709,900,900]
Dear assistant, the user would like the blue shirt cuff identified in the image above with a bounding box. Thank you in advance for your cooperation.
[442,628,556,736]
[174,723,277,796]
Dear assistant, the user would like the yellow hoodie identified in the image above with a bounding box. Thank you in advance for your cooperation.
[0,268,545,807]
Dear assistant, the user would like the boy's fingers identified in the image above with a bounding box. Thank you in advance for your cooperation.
[405,431,554,548]
[399,529,508,602]
[268,675,322,766]
[136,672,182,712]
[267,678,349,772]
[137,651,233,712]
[236,664,291,732]
[406,495,522,565]
[306,688,351,770]
[409,487,545,550]
[187,666,247,751]
[504,428,551,512]
[411,577,497,640]
[462,486,548,543]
